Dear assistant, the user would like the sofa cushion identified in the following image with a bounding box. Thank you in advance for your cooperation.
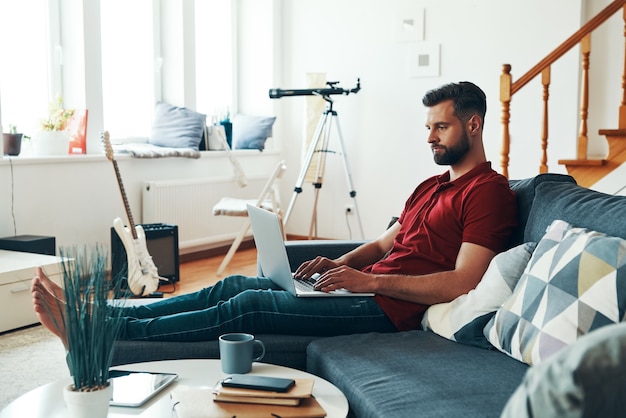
[524,181,626,243]
[485,219,626,366]
[501,322,626,418]
[307,331,529,418]
[508,173,576,248]
[112,334,323,371]
[422,242,536,348]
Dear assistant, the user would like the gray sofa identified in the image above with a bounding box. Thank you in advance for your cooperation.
[111,173,626,417]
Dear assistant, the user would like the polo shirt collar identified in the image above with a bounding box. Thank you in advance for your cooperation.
[436,161,492,186]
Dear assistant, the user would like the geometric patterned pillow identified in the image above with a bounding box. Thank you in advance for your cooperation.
[421,242,536,348]
[483,219,626,366]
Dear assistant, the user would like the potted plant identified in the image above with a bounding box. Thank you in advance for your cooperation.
[31,96,75,156]
[47,246,127,418]
[3,124,23,156]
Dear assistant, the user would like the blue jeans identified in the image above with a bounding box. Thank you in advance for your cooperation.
[118,275,396,341]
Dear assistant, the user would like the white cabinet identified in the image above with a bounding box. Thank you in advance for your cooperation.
[0,250,65,333]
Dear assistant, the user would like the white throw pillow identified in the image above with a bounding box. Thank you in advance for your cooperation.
[421,242,536,348]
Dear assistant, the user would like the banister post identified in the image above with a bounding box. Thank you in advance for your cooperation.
[618,5,626,129]
[540,67,551,173]
[500,64,512,178]
[577,34,591,160]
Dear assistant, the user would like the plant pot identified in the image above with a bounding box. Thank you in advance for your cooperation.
[3,133,23,156]
[63,383,112,418]
[31,130,71,156]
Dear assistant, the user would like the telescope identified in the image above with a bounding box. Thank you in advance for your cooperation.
[269,78,361,100]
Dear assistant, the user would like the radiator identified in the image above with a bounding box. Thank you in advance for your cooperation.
[142,176,265,253]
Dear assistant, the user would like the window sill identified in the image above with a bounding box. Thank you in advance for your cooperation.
[0,148,280,166]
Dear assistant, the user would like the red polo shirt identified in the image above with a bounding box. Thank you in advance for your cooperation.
[364,162,517,331]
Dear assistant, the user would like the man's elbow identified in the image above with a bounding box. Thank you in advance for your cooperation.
[446,273,484,301]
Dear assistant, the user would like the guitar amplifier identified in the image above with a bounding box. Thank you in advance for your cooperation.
[111,223,180,284]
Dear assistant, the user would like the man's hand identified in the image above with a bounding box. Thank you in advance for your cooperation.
[312,266,377,293]
[293,256,340,280]
[295,258,376,293]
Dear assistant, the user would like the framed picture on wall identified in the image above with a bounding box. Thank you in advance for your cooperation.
[409,42,441,78]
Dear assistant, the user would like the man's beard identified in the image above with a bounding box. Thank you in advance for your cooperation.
[433,129,470,165]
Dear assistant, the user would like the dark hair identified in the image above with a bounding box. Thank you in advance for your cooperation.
[422,81,487,123]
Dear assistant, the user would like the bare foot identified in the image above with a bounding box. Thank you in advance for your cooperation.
[31,267,65,300]
[31,268,68,348]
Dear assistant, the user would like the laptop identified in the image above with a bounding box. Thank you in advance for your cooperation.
[246,204,374,297]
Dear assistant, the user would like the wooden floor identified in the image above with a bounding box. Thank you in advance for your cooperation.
[160,247,259,297]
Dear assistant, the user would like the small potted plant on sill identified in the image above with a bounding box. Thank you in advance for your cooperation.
[45,246,127,418]
[31,96,75,156]
[3,124,23,156]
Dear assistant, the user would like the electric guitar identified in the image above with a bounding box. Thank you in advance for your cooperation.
[102,132,162,296]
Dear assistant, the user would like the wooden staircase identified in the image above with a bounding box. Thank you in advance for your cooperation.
[562,129,626,187]
[499,0,626,188]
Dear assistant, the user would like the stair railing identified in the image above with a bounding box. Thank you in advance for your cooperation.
[500,0,626,178]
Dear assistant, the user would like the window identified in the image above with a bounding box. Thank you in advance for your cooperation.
[100,0,155,138]
[0,1,238,144]
[195,0,233,122]
[0,0,54,135]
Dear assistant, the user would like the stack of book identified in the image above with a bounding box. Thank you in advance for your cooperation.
[214,377,314,406]
[170,378,327,418]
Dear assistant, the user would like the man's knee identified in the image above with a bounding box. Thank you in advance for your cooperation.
[215,276,273,301]
[229,288,288,312]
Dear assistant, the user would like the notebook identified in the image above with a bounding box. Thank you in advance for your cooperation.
[246,204,374,298]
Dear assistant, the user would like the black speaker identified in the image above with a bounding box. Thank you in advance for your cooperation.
[0,235,56,255]
[111,223,180,284]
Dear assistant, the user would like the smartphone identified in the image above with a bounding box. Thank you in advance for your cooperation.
[221,375,296,392]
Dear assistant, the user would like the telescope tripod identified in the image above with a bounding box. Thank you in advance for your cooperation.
[283,99,365,239]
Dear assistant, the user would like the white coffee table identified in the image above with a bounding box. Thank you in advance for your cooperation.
[0,359,348,417]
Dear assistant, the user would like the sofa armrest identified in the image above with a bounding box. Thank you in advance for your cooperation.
[284,240,367,271]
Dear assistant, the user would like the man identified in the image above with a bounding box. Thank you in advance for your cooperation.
[32,81,517,346]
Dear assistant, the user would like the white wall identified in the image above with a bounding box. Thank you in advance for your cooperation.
[0,152,279,254]
[272,0,621,240]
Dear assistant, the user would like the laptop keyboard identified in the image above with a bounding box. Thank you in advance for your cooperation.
[294,279,315,292]
[293,273,320,292]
